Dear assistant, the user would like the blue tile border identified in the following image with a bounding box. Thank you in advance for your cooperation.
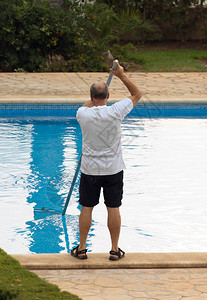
[0,103,207,119]
[130,103,207,118]
[0,104,80,118]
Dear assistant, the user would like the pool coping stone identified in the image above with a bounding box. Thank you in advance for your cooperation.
[12,253,207,270]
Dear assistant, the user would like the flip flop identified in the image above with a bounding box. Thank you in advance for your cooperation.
[71,245,88,260]
[109,248,125,261]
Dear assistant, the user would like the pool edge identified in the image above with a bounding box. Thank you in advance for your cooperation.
[1,98,207,104]
[12,253,207,270]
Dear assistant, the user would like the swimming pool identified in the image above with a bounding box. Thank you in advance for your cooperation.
[0,104,207,254]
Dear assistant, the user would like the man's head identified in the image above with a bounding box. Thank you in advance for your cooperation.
[90,82,109,103]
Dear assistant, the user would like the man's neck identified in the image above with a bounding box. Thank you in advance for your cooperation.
[82,98,107,108]
[93,98,107,106]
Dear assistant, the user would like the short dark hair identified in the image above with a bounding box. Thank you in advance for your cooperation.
[90,83,108,100]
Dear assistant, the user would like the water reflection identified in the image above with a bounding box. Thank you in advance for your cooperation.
[25,214,80,253]
[26,120,82,253]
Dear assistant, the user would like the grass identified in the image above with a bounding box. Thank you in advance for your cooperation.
[0,249,81,300]
[125,49,207,72]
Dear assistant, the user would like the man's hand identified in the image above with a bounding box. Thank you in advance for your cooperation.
[111,63,125,79]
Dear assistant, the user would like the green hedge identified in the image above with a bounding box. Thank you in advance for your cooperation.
[0,0,154,72]
[0,0,79,72]
[100,0,207,42]
[137,0,207,42]
[0,248,80,300]
[0,0,206,72]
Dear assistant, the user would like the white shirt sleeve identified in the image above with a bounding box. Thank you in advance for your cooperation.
[108,98,133,120]
[76,107,88,124]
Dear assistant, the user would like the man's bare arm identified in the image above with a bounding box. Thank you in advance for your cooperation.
[112,64,142,107]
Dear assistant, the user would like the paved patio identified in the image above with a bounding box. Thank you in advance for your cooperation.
[0,72,207,103]
[32,268,207,300]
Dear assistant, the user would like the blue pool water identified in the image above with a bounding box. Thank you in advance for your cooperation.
[1,104,207,254]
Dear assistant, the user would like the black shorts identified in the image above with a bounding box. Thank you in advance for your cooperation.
[79,171,123,208]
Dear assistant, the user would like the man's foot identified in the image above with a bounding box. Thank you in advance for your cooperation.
[71,245,88,259]
[109,248,125,261]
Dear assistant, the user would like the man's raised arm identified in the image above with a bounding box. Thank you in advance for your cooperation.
[112,63,142,107]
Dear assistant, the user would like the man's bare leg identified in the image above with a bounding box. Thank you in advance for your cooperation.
[107,207,121,252]
[79,206,93,252]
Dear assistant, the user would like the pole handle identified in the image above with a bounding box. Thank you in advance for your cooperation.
[106,59,118,87]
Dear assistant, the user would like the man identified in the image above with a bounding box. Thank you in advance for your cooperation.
[71,63,142,260]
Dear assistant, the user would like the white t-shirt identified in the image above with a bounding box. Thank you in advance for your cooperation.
[76,98,133,175]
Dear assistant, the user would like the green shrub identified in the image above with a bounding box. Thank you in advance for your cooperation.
[136,0,207,42]
[73,2,155,69]
[0,0,78,72]
[0,0,156,72]
[100,0,207,42]
[111,7,155,43]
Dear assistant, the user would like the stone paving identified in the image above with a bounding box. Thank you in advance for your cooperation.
[32,268,207,300]
[0,72,207,103]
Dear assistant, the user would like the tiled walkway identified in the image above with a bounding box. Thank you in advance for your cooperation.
[32,268,207,300]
